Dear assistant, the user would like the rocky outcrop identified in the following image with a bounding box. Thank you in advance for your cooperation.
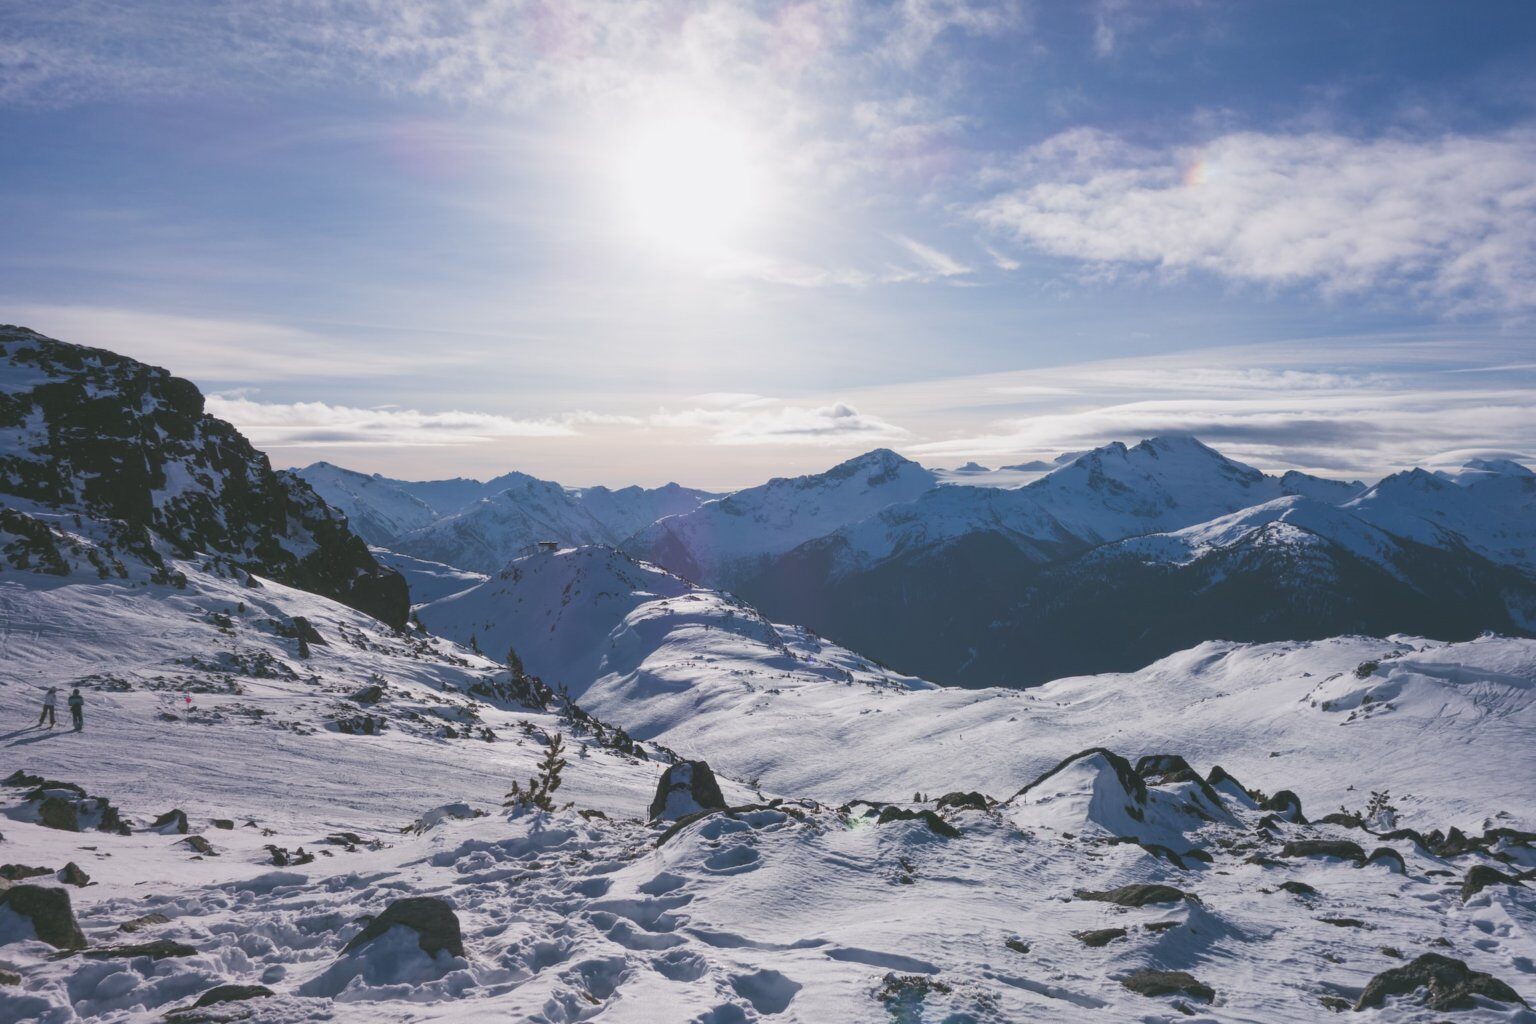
[649,761,728,822]
[1461,865,1524,902]
[1075,884,1193,907]
[0,884,86,949]
[0,326,407,627]
[343,896,465,959]
[1120,969,1214,1002]
[191,984,275,1008]
[1354,953,1528,1011]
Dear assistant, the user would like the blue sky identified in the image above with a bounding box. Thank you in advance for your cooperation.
[3,1,1534,488]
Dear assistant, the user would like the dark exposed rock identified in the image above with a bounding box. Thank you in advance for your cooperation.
[348,683,385,705]
[57,862,90,886]
[1321,917,1366,928]
[1121,969,1215,1002]
[192,983,275,1008]
[0,326,408,627]
[211,819,234,830]
[649,760,728,822]
[1354,952,1528,1011]
[151,809,189,834]
[37,796,80,832]
[1,864,53,881]
[1135,753,1194,779]
[0,969,19,986]
[179,835,216,856]
[0,884,85,949]
[1206,765,1247,793]
[118,912,171,933]
[1261,790,1306,823]
[1074,927,1127,947]
[1012,748,1146,805]
[1461,865,1524,903]
[343,896,464,959]
[1280,839,1365,862]
[934,791,989,812]
[1364,847,1407,874]
[1279,880,1318,897]
[82,939,197,960]
[1317,812,1362,828]
[1076,884,1192,907]
[3,770,46,787]
[876,806,961,839]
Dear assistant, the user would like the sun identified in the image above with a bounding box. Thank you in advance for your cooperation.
[612,108,772,258]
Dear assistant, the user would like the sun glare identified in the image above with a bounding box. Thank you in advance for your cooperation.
[612,110,771,258]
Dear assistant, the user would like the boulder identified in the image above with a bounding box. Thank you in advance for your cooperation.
[1355,953,1528,1011]
[1461,865,1524,903]
[0,864,53,882]
[1121,969,1214,1002]
[343,896,464,959]
[1280,839,1365,862]
[1074,927,1126,947]
[57,862,90,886]
[118,912,170,933]
[152,809,190,834]
[179,835,216,856]
[211,819,234,830]
[0,884,85,949]
[875,806,961,839]
[1279,880,1318,897]
[1364,847,1407,874]
[1076,884,1192,907]
[192,983,275,1008]
[1260,790,1306,823]
[648,761,728,822]
[934,791,989,812]
[0,969,19,985]
[37,796,80,832]
[82,939,197,960]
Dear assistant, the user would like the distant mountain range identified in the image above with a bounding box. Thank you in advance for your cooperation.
[307,431,1534,687]
[298,462,715,575]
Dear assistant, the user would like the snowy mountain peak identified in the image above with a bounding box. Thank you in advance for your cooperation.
[1464,457,1535,478]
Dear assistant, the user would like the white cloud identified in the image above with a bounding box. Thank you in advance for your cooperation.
[206,396,578,447]
[651,400,909,447]
[894,235,971,278]
[3,304,436,382]
[976,129,1536,312]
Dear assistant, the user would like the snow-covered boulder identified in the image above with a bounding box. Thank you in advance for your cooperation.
[649,761,728,822]
[343,897,465,960]
[1004,747,1229,848]
[0,884,85,949]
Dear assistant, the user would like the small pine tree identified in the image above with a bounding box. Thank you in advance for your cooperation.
[505,732,568,813]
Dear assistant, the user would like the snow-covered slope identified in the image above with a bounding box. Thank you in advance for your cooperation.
[1349,459,1536,573]
[389,473,618,574]
[294,463,442,545]
[624,448,939,585]
[7,545,1533,1022]
[419,546,1534,828]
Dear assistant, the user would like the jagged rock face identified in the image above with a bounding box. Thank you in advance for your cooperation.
[0,326,406,628]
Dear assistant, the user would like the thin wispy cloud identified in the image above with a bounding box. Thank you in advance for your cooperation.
[206,397,579,447]
[977,128,1536,313]
[652,399,909,447]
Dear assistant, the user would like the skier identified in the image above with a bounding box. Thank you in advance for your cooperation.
[68,688,84,732]
[37,686,58,728]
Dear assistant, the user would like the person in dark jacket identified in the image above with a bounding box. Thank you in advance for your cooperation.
[68,688,84,732]
[37,686,58,728]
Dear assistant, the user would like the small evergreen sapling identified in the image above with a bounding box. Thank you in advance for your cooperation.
[505,732,569,813]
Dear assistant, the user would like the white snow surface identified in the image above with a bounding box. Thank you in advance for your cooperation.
[2,547,1534,1022]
